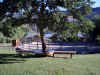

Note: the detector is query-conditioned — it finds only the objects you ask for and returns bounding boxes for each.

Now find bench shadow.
[0,54,26,64]
[19,55,48,58]
[0,53,47,64]
[52,56,69,59]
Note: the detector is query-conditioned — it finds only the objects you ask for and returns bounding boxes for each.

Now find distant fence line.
[0,43,100,49]
[0,43,100,54]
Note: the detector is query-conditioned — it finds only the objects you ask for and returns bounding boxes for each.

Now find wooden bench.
[53,51,76,58]
[16,47,76,58]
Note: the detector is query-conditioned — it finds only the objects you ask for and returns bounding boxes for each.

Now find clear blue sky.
[0,0,100,7]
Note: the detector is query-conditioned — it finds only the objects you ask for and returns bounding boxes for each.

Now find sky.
[0,0,100,8]
[92,0,100,7]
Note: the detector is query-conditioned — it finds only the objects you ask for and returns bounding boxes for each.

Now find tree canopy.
[0,0,94,35]
[0,0,95,55]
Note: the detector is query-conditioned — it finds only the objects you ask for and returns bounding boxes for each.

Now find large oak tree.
[0,0,94,55]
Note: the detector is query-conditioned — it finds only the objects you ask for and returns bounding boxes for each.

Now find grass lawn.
[0,47,100,75]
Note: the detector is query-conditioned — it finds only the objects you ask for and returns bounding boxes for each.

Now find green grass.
[0,47,100,75]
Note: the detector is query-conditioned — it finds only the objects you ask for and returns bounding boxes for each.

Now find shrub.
[0,32,5,43]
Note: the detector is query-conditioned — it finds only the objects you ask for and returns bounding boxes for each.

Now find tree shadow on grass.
[0,54,47,64]
[0,54,26,64]
[53,56,69,59]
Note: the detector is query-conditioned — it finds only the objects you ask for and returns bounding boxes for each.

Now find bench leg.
[53,53,55,57]
[70,54,72,58]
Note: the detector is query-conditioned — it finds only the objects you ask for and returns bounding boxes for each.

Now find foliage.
[12,24,32,39]
[96,35,100,41]
[93,15,100,32]
[0,23,30,43]
[0,0,94,53]
[0,19,15,37]
[90,14,100,41]
[0,32,5,43]
[0,32,12,43]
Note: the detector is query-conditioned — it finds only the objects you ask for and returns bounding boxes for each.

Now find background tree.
[90,15,100,41]
[0,0,94,55]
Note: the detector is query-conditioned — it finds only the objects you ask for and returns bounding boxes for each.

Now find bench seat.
[53,51,76,58]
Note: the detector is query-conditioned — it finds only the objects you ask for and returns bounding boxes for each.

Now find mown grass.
[0,47,100,75]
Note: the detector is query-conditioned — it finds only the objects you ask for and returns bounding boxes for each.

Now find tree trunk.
[40,29,47,56]
[39,0,47,56]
